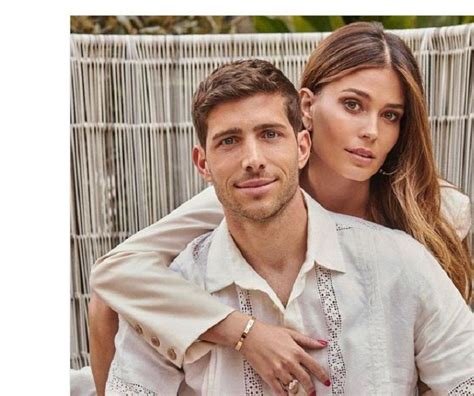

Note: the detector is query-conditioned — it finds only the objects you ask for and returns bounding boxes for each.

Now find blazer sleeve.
[413,248,474,395]
[90,186,233,368]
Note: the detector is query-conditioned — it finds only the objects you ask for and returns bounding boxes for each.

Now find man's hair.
[192,59,302,146]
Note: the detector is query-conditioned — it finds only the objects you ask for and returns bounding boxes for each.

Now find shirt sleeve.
[90,186,234,368]
[413,248,474,395]
[440,185,472,240]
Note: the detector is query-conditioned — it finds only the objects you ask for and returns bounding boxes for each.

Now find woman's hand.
[200,311,330,396]
[241,320,329,396]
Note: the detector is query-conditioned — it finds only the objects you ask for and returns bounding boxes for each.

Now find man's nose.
[241,139,266,172]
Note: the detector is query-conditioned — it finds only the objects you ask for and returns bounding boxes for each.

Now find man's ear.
[297,129,312,170]
[299,88,315,132]
[192,145,212,183]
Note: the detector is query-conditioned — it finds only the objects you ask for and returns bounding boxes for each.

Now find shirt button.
[134,324,143,335]
[167,348,177,360]
[151,336,161,348]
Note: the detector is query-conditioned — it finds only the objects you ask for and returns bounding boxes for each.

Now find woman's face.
[300,67,404,183]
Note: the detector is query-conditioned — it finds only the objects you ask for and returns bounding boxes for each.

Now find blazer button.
[167,348,177,360]
[134,324,143,335]
[151,336,161,348]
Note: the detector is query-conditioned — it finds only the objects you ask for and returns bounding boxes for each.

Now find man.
[103,60,473,395]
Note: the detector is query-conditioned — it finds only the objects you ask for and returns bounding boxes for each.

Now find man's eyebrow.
[253,123,287,131]
[211,128,242,142]
[211,123,288,142]
[341,88,404,109]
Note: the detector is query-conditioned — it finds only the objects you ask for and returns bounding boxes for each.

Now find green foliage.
[261,16,473,33]
[70,16,253,35]
[290,16,345,32]
[415,16,474,28]
[253,16,290,33]
[341,16,471,30]
[366,16,418,29]
[70,15,473,35]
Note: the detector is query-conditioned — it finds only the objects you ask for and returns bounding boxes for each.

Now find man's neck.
[224,190,308,306]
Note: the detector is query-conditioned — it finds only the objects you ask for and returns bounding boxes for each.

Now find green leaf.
[460,16,474,24]
[379,16,417,29]
[328,16,345,30]
[291,16,317,32]
[416,16,465,28]
[252,16,290,33]
[299,16,333,32]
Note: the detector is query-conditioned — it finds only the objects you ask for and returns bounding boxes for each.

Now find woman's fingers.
[289,329,328,350]
[240,321,329,393]
[287,361,316,395]
[267,377,287,396]
[299,350,331,388]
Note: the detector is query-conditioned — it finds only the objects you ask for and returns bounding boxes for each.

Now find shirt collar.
[206,189,347,294]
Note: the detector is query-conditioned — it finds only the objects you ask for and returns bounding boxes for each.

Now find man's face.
[193,93,310,222]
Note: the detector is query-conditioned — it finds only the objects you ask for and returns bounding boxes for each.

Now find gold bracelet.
[235,316,256,351]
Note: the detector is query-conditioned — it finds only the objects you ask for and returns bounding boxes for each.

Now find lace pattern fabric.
[106,363,157,395]
[237,287,265,396]
[448,377,474,396]
[316,266,346,395]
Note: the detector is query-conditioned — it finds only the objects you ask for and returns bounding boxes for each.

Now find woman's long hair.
[301,22,472,302]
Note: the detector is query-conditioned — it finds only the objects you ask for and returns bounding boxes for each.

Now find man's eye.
[221,137,235,145]
[264,130,278,139]
[344,100,361,111]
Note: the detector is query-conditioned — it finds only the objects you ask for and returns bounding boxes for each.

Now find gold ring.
[284,378,299,394]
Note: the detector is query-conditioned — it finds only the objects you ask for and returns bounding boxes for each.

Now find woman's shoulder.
[438,179,471,239]
[439,180,469,204]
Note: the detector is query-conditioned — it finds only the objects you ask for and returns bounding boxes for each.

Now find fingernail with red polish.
[317,339,328,346]
[324,379,331,387]
[310,391,316,396]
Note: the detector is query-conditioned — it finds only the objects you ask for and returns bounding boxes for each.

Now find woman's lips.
[345,148,375,165]
[345,147,375,158]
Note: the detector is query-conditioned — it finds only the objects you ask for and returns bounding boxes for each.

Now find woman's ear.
[192,145,212,183]
[299,88,315,132]
[297,129,312,170]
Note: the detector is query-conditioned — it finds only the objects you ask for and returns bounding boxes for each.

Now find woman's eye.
[344,100,361,111]
[384,112,399,122]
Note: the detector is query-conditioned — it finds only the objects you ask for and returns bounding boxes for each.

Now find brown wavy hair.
[301,22,472,302]
[192,59,302,146]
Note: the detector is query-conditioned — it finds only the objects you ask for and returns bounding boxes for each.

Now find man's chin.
[231,201,283,223]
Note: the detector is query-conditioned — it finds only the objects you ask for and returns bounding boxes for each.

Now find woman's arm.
[439,181,472,240]
[89,186,328,396]
[90,187,233,368]
[88,294,118,396]
[414,248,474,394]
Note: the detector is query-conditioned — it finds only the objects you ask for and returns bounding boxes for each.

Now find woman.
[89,22,472,395]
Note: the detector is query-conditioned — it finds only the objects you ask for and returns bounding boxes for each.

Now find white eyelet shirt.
[106,191,473,396]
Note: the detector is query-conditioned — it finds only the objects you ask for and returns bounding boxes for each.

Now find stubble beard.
[214,166,300,224]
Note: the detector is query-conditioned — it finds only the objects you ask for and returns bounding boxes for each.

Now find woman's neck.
[300,161,371,220]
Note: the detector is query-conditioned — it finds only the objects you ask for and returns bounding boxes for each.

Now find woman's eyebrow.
[341,88,370,99]
[341,88,404,109]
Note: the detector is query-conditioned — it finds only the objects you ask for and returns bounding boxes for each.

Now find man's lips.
[235,178,276,189]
